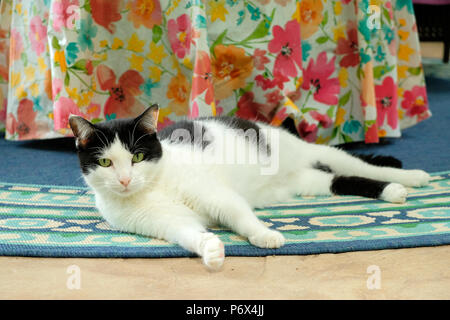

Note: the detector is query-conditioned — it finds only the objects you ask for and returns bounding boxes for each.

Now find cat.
[69,104,430,270]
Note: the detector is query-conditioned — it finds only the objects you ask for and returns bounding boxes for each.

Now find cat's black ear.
[69,115,95,148]
[135,104,159,133]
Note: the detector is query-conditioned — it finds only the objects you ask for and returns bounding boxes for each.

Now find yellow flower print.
[333,23,345,41]
[397,65,408,79]
[292,1,301,21]
[338,68,348,88]
[148,66,162,82]
[398,44,414,62]
[37,57,47,73]
[30,83,40,97]
[182,57,193,70]
[24,65,35,81]
[11,71,20,88]
[79,91,93,107]
[335,107,346,126]
[127,33,145,53]
[15,3,22,14]
[54,50,67,73]
[208,0,229,22]
[316,135,330,144]
[15,85,27,99]
[334,1,342,15]
[66,87,79,101]
[398,30,409,41]
[99,40,108,48]
[147,42,167,64]
[128,53,145,72]
[111,38,124,50]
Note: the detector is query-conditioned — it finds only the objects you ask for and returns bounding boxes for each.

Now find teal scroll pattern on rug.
[0,171,449,258]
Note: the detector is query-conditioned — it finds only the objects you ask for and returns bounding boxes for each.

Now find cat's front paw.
[200,233,225,271]
[249,229,285,249]
[381,183,407,203]
[400,170,430,187]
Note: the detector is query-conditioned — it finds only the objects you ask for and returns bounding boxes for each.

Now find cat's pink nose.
[119,177,131,187]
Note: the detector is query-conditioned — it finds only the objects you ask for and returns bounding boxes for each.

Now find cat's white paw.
[249,229,285,249]
[200,233,225,271]
[381,183,407,203]
[400,170,430,187]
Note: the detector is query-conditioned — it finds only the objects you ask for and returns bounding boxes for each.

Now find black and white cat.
[69,105,430,270]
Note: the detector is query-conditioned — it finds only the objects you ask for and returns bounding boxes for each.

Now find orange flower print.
[127,0,162,29]
[191,50,215,105]
[6,98,39,139]
[299,0,323,39]
[96,64,145,119]
[212,45,254,100]
[167,73,191,116]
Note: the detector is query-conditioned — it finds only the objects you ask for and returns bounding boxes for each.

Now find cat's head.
[69,104,162,197]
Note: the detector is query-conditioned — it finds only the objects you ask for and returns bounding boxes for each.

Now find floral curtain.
[0,0,431,144]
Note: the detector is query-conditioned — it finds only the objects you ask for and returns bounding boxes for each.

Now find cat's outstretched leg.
[199,188,285,249]
[295,168,408,203]
[121,204,225,271]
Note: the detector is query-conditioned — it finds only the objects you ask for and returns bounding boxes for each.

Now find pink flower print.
[54,97,83,130]
[252,48,270,71]
[301,51,340,105]
[168,14,192,59]
[310,110,332,128]
[335,21,359,68]
[375,76,398,129]
[297,119,318,142]
[268,20,302,78]
[29,16,47,56]
[53,0,80,32]
[401,85,428,117]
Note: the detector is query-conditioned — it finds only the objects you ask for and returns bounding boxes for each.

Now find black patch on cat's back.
[207,116,271,155]
[207,116,261,133]
[158,120,211,149]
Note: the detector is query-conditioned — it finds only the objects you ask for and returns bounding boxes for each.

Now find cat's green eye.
[98,158,112,167]
[132,153,145,163]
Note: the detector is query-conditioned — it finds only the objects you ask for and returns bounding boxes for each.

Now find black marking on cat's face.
[70,106,162,175]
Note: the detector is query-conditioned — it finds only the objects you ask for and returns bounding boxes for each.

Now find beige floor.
[1,245,449,299]
[1,42,449,300]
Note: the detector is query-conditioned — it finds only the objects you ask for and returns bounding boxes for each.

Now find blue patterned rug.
[0,171,449,258]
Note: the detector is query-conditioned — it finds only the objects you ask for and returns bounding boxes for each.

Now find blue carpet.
[1,171,449,258]
[0,76,449,187]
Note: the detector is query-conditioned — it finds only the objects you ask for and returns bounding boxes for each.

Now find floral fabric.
[0,0,431,144]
